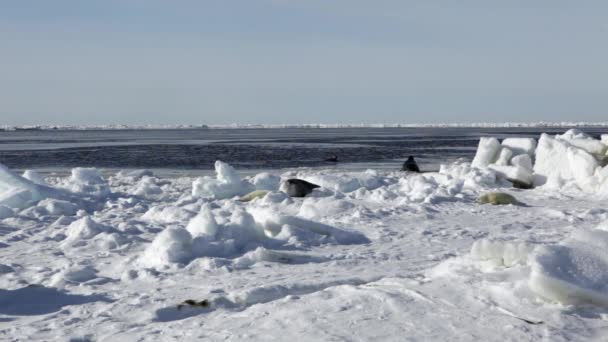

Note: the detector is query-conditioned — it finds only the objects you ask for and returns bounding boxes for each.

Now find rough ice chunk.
[63,168,110,196]
[510,154,533,171]
[501,138,537,157]
[494,147,513,166]
[0,163,59,209]
[472,137,501,168]
[250,173,281,191]
[556,129,608,160]
[22,170,46,185]
[192,161,254,199]
[533,133,599,187]
[0,205,13,220]
[488,165,533,187]
[470,239,531,268]
[529,229,608,307]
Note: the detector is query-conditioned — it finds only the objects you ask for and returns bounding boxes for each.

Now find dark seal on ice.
[325,154,338,162]
[283,179,320,197]
[402,156,421,172]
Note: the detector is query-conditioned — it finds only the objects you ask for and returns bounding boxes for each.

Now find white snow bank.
[192,161,254,199]
[529,228,608,307]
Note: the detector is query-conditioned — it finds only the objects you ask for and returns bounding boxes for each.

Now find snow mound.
[190,207,265,258]
[249,207,369,246]
[50,265,98,286]
[63,168,111,196]
[62,216,111,246]
[140,228,193,268]
[131,176,163,197]
[37,199,78,216]
[232,247,328,269]
[185,204,219,237]
[141,206,195,224]
[192,161,254,199]
[529,228,608,307]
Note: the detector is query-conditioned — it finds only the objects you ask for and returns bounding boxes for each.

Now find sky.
[1,0,607,125]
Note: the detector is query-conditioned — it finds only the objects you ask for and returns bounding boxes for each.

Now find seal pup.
[477,192,525,206]
[238,190,269,202]
[281,179,320,197]
[402,156,421,172]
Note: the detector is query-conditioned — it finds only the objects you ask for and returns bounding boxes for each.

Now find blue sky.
[1,1,607,125]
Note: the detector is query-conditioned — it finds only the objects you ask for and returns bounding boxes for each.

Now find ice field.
[1,129,608,340]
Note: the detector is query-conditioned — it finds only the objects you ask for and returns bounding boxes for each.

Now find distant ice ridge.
[3,121,608,130]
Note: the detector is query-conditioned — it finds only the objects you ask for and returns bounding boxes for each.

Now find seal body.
[402,156,421,172]
[478,192,519,205]
[325,155,338,162]
[282,179,320,197]
[238,190,269,202]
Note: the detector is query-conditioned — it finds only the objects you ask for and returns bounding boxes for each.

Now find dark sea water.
[0,127,606,171]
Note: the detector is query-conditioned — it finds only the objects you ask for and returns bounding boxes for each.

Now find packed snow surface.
[2,129,608,341]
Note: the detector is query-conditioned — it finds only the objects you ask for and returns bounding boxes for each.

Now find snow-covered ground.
[2,129,608,341]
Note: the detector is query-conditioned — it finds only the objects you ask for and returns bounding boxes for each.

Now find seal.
[402,156,421,172]
[238,190,269,202]
[325,154,338,162]
[477,192,523,206]
[281,179,320,197]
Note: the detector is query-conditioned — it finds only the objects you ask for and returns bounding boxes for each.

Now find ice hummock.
[192,161,256,199]
[529,228,608,307]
